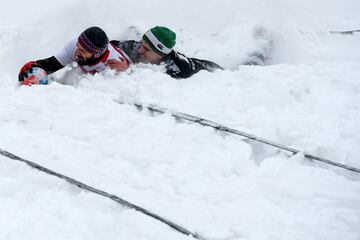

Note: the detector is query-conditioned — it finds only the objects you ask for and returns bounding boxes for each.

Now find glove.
[18,61,40,82]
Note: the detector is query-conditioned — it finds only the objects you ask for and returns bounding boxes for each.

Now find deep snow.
[1,0,360,239]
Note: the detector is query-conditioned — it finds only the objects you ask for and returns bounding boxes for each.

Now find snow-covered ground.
[1,0,360,239]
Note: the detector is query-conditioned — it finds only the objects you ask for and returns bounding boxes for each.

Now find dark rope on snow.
[129,102,360,175]
[330,29,360,35]
[0,148,205,240]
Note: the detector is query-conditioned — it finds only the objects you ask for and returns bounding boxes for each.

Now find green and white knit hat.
[143,26,176,55]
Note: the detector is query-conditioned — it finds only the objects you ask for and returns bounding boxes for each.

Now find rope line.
[131,102,360,174]
[0,148,204,240]
[330,29,360,35]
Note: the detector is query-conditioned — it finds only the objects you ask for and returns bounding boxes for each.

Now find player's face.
[75,42,94,65]
[138,40,163,64]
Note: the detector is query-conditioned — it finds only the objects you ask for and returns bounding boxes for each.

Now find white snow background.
[0,0,360,239]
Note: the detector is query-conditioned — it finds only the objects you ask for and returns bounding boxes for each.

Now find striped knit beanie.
[78,26,109,56]
[143,26,176,56]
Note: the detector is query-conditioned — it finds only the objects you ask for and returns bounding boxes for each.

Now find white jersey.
[54,39,131,74]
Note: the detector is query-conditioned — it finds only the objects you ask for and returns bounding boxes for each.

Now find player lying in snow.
[18,26,130,85]
[110,26,224,79]
[110,26,273,78]
[18,26,224,85]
